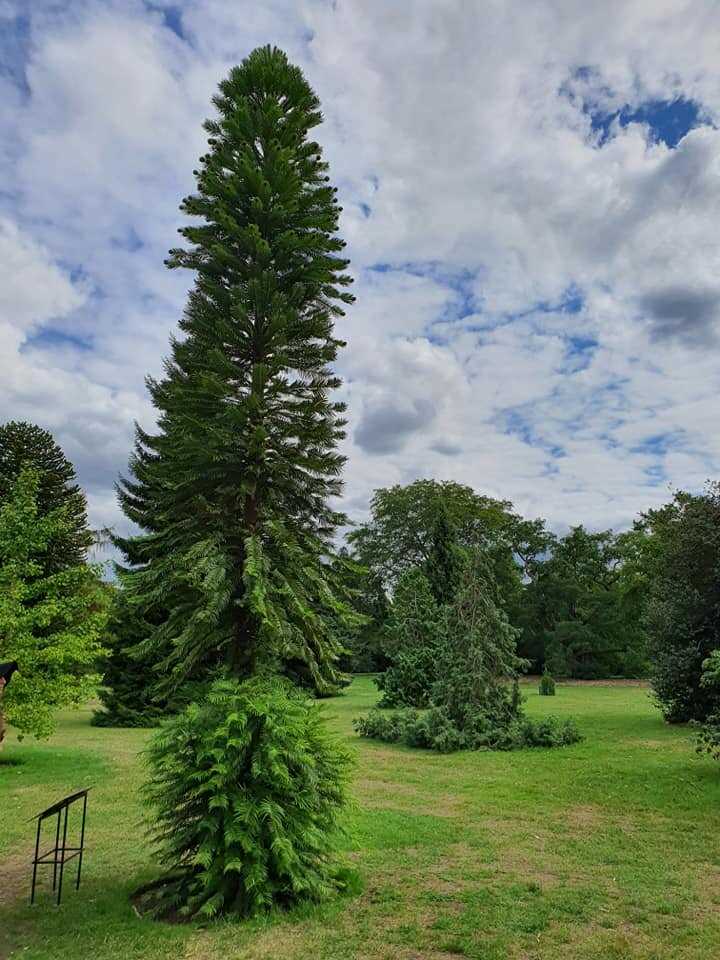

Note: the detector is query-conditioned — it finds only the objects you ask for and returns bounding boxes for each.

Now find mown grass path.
[1,677,719,959]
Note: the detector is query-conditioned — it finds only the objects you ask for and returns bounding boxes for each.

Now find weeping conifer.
[115,46,357,694]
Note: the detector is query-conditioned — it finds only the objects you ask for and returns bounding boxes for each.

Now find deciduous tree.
[0,470,107,742]
[642,485,720,722]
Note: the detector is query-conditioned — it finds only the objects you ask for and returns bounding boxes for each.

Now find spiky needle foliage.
[375,567,442,708]
[138,677,353,920]
[92,588,174,728]
[0,421,92,573]
[115,46,356,692]
[357,554,582,753]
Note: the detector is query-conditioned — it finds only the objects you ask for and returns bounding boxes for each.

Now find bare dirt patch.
[561,804,604,830]
[0,850,29,907]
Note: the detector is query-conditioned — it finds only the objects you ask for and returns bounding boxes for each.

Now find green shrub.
[377,645,440,708]
[92,591,172,728]
[539,670,556,696]
[137,676,354,920]
[515,715,581,747]
[354,707,581,753]
[696,714,720,761]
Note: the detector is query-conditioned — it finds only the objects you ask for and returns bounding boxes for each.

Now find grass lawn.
[2,676,720,960]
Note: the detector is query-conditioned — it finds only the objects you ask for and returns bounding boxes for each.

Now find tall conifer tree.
[116,46,356,695]
[0,421,92,572]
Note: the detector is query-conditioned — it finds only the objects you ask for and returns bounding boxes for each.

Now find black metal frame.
[30,789,90,906]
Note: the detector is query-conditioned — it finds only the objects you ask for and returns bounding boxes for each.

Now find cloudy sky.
[2,0,720,544]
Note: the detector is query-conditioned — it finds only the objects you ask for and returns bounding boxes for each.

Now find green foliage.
[357,553,582,753]
[695,651,720,760]
[347,479,553,674]
[539,669,556,696]
[115,46,357,695]
[349,481,648,682]
[375,568,441,708]
[348,479,530,593]
[319,550,385,677]
[112,46,360,919]
[354,707,581,753]
[92,588,180,728]
[432,553,527,729]
[519,525,648,678]
[642,484,720,722]
[138,676,353,920]
[695,722,720,761]
[0,421,93,573]
[424,505,465,606]
[354,707,467,753]
[0,470,108,739]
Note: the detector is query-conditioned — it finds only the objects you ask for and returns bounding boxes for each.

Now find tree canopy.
[0,469,108,741]
[518,525,647,678]
[0,421,92,572]
[641,484,720,722]
[348,479,530,589]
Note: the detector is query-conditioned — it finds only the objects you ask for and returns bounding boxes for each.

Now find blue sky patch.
[630,432,680,456]
[590,97,703,148]
[496,407,565,459]
[145,3,187,42]
[562,334,597,373]
[112,226,144,252]
[367,261,480,324]
[0,8,31,95]
[23,328,93,353]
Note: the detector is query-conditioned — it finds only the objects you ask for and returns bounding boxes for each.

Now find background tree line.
[343,478,649,682]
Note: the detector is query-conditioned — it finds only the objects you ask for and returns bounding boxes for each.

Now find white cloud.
[1,0,720,540]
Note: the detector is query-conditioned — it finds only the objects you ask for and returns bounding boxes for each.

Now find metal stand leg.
[52,811,61,891]
[30,817,41,905]
[76,793,87,890]
[56,805,69,906]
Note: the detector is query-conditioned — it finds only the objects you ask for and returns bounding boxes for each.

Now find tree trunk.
[225,491,261,678]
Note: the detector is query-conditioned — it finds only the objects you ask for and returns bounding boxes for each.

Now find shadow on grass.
[0,755,24,766]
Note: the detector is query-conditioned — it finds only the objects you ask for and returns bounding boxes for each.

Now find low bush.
[539,670,556,696]
[354,706,582,753]
[696,715,720,761]
[136,676,354,920]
